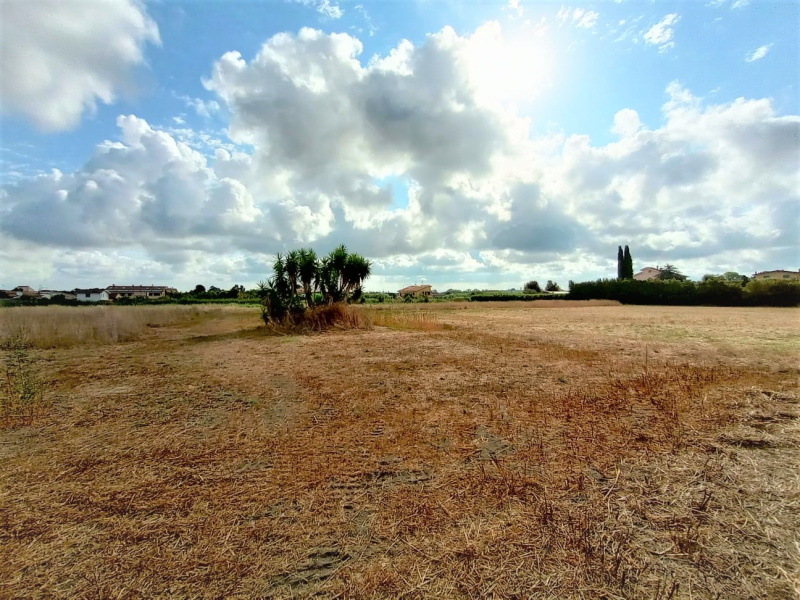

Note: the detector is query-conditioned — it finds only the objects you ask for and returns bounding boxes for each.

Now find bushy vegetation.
[471,293,562,302]
[568,278,800,306]
[524,280,542,293]
[257,245,372,328]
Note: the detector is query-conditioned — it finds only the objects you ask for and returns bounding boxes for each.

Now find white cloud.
[0,0,160,131]
[291,0,343,20]
[611,108,642,138]
[574,9,599,29]
[317,0,343,19]
[745,44,772,63]
[557,6,599,29]
[706,0,748,8]
[643,13,680,52]
[2,25,798,288]
[508,0,523,19]
[181,96,221,118]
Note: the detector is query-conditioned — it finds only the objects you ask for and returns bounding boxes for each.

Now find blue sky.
[1,0,798,291]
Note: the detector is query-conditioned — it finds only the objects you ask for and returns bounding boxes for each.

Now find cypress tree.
[623,245,633,279]
[617,246,624,280]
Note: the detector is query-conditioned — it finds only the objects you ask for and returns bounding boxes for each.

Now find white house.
[74,288,110,302]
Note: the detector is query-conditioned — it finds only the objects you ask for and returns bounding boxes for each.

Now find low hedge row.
[567,278,799,307]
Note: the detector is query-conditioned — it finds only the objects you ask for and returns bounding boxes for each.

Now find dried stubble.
[0,303,797,598]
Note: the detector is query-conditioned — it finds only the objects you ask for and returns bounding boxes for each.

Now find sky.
[0,0,798,292]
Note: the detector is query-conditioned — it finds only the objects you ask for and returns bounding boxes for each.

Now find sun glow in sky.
[0,0,797,292]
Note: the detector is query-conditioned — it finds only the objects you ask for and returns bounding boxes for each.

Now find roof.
[753,270,799,276]
[74,288,107,294]
[106,285,169,292]
[398,284,432,293]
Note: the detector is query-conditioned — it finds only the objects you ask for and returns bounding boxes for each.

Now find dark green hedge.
[470,293,562,302]
[567,278,799,307]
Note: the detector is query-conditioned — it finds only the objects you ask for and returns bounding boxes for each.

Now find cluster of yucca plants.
[257,245,372,326]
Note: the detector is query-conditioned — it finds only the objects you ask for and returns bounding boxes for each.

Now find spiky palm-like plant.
[342,253,372,299]
[298,248,318,308]
[285,250,300,304]
[260,245,372,325]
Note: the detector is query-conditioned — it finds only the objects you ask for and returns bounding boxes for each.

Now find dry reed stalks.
[0,305,221,348]
[366,307,447,331]
[265,304,371,334]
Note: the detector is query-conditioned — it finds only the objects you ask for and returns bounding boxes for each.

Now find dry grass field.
[1,303,798,598]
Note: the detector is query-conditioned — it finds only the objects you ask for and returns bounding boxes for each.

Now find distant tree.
[617,246,624,280]
[208,286,222,295]
[724,271,750,285]
[568,280,575,291]
[702,271,748,287]
[524,280,542,293]
[228,284,245,299]
[193,284,206,294]
[658,264,687,281]
[623,245,634,279]
[545,280,561,292]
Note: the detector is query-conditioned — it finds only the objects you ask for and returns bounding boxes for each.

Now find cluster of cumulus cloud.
[0,2,797,286]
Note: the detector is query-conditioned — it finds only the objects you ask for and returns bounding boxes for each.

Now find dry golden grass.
[0,305,228,348]
[266,303,371,334]
[0,304,797,598]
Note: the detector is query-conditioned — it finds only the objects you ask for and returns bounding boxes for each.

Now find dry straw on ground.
[0,303,797,598]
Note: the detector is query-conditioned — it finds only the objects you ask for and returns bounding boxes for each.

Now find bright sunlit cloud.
[464,22,555,107]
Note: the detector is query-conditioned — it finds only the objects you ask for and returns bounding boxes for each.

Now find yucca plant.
[298,248,319,308]
[260,245,372,326]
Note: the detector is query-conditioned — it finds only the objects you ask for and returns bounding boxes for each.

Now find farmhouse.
[106,285,174,299]
[74,288,110,302]
[11,285,39,298]
[398,284,433,298]
[752,270,800,281]
[634,267,663,281]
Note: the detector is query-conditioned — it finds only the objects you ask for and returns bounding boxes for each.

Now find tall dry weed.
[366,307,447,331]
[0,305,219,348]
[1,337,46,427]
[265,303,370,333]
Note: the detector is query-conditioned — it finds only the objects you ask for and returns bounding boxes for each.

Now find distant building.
[633,267,663,281]
[752,270,800,281]
[398,284,433,298]
[74,288,110,302]
[106,285,173,299]
[11,285,40,298]
[40,290,77,300]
